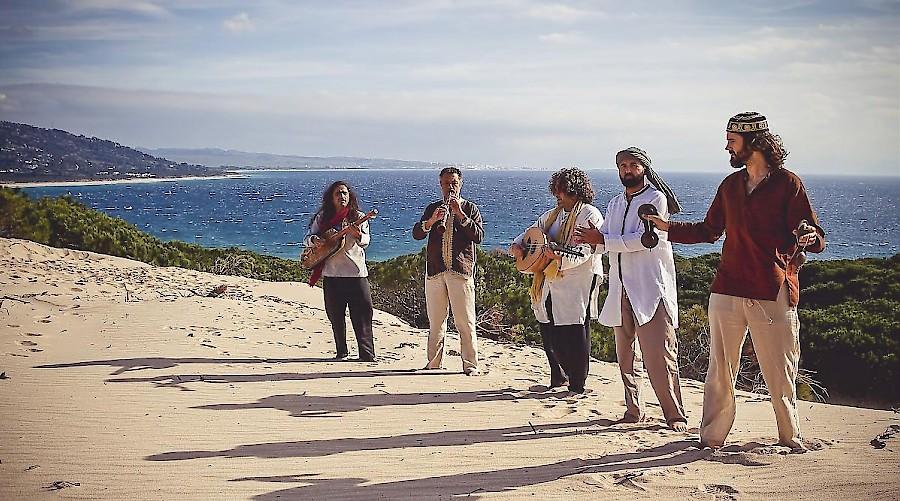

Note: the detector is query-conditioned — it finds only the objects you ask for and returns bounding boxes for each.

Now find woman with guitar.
[304,181,376,362]
[509,168,604,394]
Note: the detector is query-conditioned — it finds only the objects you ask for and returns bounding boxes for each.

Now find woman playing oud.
[304,181,376,362]
[509,168,604,393]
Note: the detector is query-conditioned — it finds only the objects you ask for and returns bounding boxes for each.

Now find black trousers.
[539,276,596,393]
[322,276,375,361]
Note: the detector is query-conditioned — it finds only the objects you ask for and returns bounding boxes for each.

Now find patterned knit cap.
[615,147,682,215]
[727,111,768,133]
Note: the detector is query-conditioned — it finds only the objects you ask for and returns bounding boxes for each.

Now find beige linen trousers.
[701,283,801,447]
[424,272,478,371]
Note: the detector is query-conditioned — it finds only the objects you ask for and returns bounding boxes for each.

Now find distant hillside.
[143,147,448,170]
[0,121,225,183]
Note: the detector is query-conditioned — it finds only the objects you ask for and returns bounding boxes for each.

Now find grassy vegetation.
[2,186,897,405]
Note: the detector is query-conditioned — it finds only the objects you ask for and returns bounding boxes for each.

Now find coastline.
[0,173,245,188]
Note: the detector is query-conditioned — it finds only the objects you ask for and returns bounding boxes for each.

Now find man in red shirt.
[645,112,825,450]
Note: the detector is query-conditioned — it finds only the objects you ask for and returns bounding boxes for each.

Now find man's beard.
[620,173,644,188]
[729,147,752,168]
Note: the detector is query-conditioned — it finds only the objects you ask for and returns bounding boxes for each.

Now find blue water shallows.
[20,170,899,261]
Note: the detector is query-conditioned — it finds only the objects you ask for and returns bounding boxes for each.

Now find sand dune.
[0,237,897,500]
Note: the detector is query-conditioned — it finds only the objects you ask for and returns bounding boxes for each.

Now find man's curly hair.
[549,167,594,203]
[741,131,790,169]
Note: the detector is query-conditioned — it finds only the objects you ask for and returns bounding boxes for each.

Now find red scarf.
[308,206,350,286]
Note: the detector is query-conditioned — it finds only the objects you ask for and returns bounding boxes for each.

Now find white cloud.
[526,4,592,23]
[538,31,584,44]
[204,58,354,80]
[223,12,254,33]
[3,79,896,174]
[1,3,897,174]
[706,34,826,60]
[408,63,486,80]
[65,0,171,18]
[26,21,175,41]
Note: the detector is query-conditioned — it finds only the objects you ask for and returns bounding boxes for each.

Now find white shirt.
[304,210,370,278]
[514,204,604,325]
[596,184,678,328]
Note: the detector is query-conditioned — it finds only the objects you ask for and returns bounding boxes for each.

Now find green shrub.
[0,187,309,283]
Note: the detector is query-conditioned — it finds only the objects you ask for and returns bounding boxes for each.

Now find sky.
[0,0,898,175]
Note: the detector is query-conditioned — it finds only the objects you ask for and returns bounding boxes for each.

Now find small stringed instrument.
[300,209,378,269]
[514,227,585,274]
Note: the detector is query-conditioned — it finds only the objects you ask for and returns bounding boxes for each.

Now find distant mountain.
[143,147,448,170]
[0,121,225,183]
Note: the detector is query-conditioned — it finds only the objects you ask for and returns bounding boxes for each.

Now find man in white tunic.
[510,168,604,394]
[576,147,687,430]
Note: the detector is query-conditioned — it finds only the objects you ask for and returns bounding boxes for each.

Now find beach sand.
[0,237,897,500]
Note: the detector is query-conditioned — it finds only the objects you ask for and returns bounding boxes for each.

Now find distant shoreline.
[0,173,246,188]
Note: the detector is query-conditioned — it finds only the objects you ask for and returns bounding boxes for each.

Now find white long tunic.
[514,204,604,325]
[596,184,678,328]
[304,211,370,278]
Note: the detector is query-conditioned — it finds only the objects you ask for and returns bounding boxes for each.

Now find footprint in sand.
[706,450,778,467]
[799,437,832,451]
[700,484,740,500]
[612,472,650,492]
[535,403,577,419]
[19,339,43,353]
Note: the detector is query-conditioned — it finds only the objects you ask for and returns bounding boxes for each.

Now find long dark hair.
[308,180,360,228]
[741,131,789,169]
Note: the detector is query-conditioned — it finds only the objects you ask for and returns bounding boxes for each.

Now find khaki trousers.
[701,283,801,447]
[615,296,687,424]
[424,272,478,371]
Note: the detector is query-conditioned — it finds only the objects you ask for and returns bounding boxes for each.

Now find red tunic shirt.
[668,167,825,306]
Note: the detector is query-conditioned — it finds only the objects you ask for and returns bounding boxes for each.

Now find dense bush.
[2,186,897,404]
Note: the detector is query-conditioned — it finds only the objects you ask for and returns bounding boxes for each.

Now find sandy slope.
[0,237,897,500]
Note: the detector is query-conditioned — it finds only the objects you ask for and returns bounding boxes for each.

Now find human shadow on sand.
[192,388,567,418]
[146,418,663,461]
[106,368,459,390]
[228,440,707,500]
[35,356,362,375]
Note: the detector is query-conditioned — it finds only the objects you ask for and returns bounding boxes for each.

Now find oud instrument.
[514,227,585,274]
[300,209,378,270]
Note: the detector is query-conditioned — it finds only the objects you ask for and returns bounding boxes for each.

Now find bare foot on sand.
[669,420,688,432]
[618,413,645,424]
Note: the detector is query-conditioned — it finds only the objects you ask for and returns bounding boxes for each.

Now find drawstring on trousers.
[746,299,775,325]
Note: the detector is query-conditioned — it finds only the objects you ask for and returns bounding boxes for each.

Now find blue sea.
[20,170,900,261]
